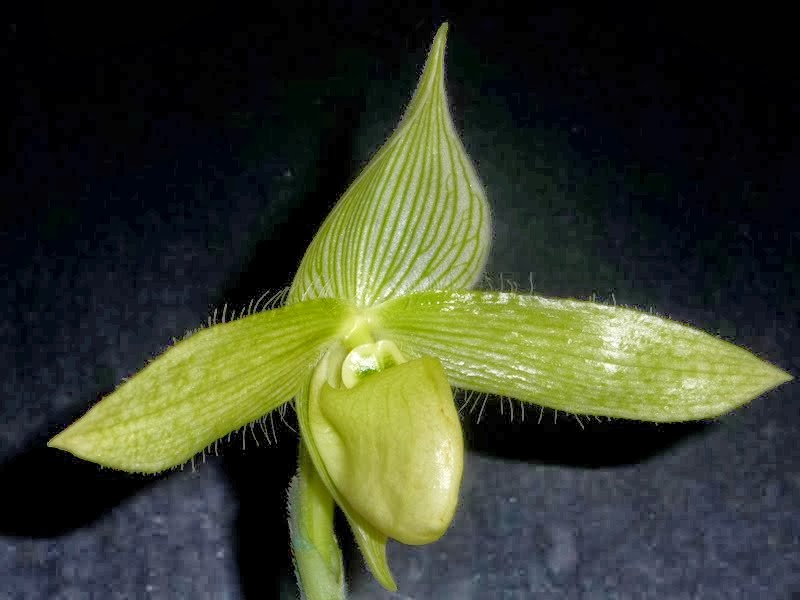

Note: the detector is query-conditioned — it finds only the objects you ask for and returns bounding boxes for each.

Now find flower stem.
[289,442,346,600]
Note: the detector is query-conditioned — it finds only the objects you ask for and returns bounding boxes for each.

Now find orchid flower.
[49,23,791,599]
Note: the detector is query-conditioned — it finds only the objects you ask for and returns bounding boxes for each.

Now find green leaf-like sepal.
[288,23,491,308]
[377,290,792,421]
[49,298,352,473]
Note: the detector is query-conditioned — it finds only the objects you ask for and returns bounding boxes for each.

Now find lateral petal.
[376,290,792,421]
[49,299,351,473]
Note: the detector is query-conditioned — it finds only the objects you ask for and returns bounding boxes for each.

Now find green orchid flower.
[49,23,791,599]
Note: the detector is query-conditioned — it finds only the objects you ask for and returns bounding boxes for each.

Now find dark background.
[2,7,797,599]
